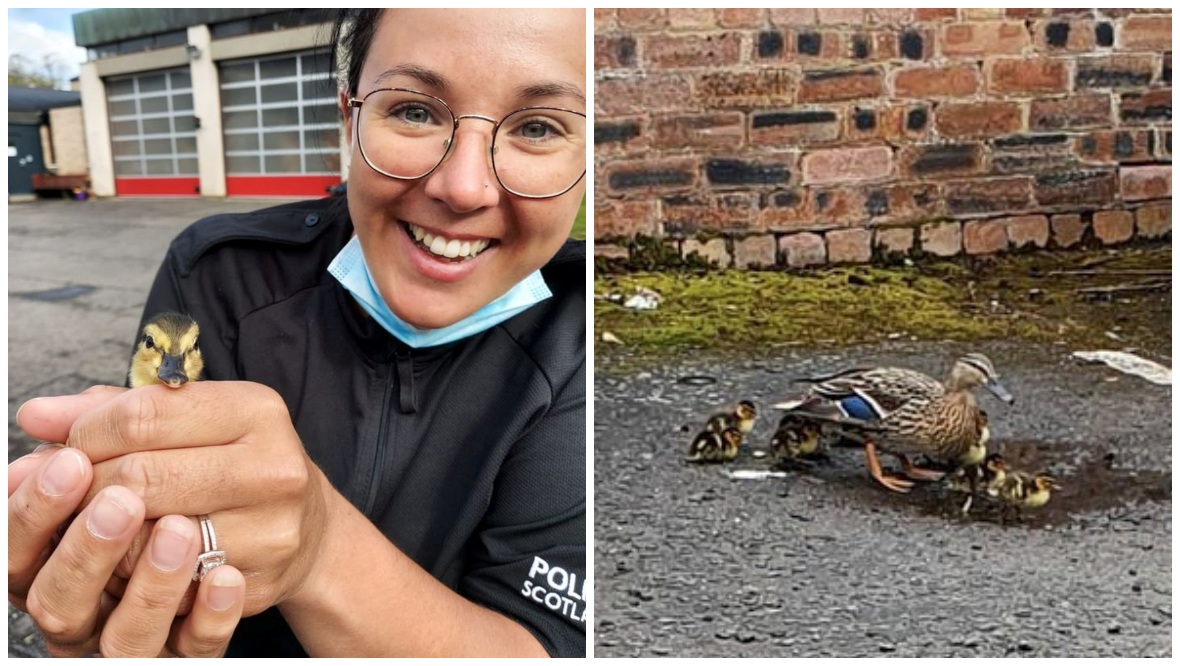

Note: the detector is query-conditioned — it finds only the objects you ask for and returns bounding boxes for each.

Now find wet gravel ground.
[594,341,1171,657]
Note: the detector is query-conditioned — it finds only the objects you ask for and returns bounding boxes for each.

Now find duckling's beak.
[157,354,189,388]
[986,379,1015,405]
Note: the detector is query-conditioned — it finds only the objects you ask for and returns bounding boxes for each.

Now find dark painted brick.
[798,31,822,55]
[1077,62,1152,88]
[854,109,876,130]
[1164,57,1172,84]
[1114,131,1135,157]
[1046,22,1070,48]
[1035,168,1118,205]
[618,36,637,67]
[900,30,923,60]
[994,134,1069,148]
[907,108,928,131]
[911,144,980,175]
[1095,22,1114,47]
[706,159,791,186]
[852,35,870,59]
[595,121,641,145]
[814,190,831,211]
[758,30,784,58]
[771,190,803,208]
[865,189,889,216]
[1120,91,1172,123]
[609,169,694,190]
[752,110,838,128]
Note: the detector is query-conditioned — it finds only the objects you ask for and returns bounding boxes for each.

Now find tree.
[8,53,68,89]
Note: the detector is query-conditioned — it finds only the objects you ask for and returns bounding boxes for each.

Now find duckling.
[128,312,205,388]
[769,414,823,461]
[686,427,743,463]
[993,472,1059,522]
[946,452,1007,514]
[707,400,757,435]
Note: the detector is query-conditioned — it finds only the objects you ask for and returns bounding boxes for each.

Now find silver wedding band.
[193,514,227,582]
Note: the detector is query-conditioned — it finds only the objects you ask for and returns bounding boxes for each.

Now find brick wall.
[594,8,1172,268]
[48,107,89,177]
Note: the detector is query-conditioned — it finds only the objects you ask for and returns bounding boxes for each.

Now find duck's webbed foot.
[899,454,947,481]
[865,441,914,493]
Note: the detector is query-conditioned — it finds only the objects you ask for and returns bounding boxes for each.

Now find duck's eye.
[144,335,155,350]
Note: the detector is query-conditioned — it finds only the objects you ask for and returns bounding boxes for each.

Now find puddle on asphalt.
[759,440,1169,529]
[13,285,96,301]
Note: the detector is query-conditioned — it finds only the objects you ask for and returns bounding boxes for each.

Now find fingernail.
[40,448,85,497]
[151,516,196,572]
[14,398,39,424]
[87,487,138,540]
[207,567,243,611]
[34,442,63,453]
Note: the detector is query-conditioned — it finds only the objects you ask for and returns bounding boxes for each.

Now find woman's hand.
[8,445,246,656]
[16,382,329,619]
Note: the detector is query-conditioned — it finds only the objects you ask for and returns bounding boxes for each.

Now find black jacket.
[139,196,586,656]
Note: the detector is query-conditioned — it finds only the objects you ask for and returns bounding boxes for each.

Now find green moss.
[595,244,1170,367]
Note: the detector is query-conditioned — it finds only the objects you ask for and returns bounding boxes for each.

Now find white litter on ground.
[726,469,789,480]
[1071,350,1171,386]
[623,287,663,310]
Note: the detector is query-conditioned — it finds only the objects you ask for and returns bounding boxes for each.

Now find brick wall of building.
[48,107,90,177]
[594,8,1172,268]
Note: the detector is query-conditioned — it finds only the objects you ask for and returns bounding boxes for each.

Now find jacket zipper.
[362,360,396,517]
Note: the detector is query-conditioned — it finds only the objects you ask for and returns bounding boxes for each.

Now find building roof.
[8,86,81,112]
[73,9,295,47]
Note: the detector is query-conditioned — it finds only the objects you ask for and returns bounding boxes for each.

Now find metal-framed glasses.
[347,88,586,199]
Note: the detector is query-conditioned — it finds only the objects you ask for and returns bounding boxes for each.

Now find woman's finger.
[167,565,246,657]
[98,515,200,657]
[65,382,290,463]
[15,386,128,445]
[8,444,62,497]
[24,486,145,652]
[8,447,94,603]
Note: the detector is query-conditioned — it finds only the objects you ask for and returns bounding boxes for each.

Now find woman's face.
[343,9,586,329]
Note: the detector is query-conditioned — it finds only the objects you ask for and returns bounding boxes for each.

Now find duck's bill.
[986,380,1015,405]
[157,354,189,387]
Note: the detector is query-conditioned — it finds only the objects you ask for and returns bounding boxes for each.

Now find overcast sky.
[7,8,90,88]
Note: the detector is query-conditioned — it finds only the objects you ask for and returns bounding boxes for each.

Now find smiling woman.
[9,8,588,658]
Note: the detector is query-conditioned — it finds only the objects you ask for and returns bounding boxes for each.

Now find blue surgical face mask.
[327,235,552,348]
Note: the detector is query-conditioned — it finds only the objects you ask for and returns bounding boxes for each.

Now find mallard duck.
[128,312,204,388]
[707,400,757,435]
[686,427,743,463]
[781,353,1013,493]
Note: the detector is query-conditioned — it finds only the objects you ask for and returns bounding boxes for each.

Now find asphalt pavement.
[594,341,1171,657]
[7,197,303,657]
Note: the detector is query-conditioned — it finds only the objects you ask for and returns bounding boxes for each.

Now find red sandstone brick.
[696,69,796,109]
[817,9,865,25]
[920,221,962,256]
[602,157,699,197]
[769,8,816,26]
[797,68,883,102]
[802,146,893,186]
[866,9,913,25]
[876,182,942,222]
[718,8,764,29]
[892,64,981,98]
[595,73,693,115]
[751,108,841,145]
[1006,9,1050,19]
[941,21,1031,56]
[826,228,873,263]
[875,227,915,254]
[1035,169,1119,206]
[915,9,958,22]
[942,177,1034,215]
[663,193,757,234]
[617,9,666,30]
[594,199,660,238]
[1121,15,1173,51]
[1093,210,1134,244]
[1050,214,1087,247]
[734,235,778,268]
[986,58,1070,95]
[651,113,745,151]
[1073,130,1155,164]
[1136,202,1172,238]
[594,9,617,31]
[644,32,743,69]
[964,220,1009,254]
[962,9,1005,20]
[935,101,1023,138]
[595,35,638,70]
[811,187,868,227]
[1029,94,1112,130]
[779,233,827,267]
[1004,215,1050,248]
[1120,165,1172,200]
[667,9,716,31]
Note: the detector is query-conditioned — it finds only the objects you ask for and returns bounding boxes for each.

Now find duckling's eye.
[192,340,200,353]
[144,335,155,350]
